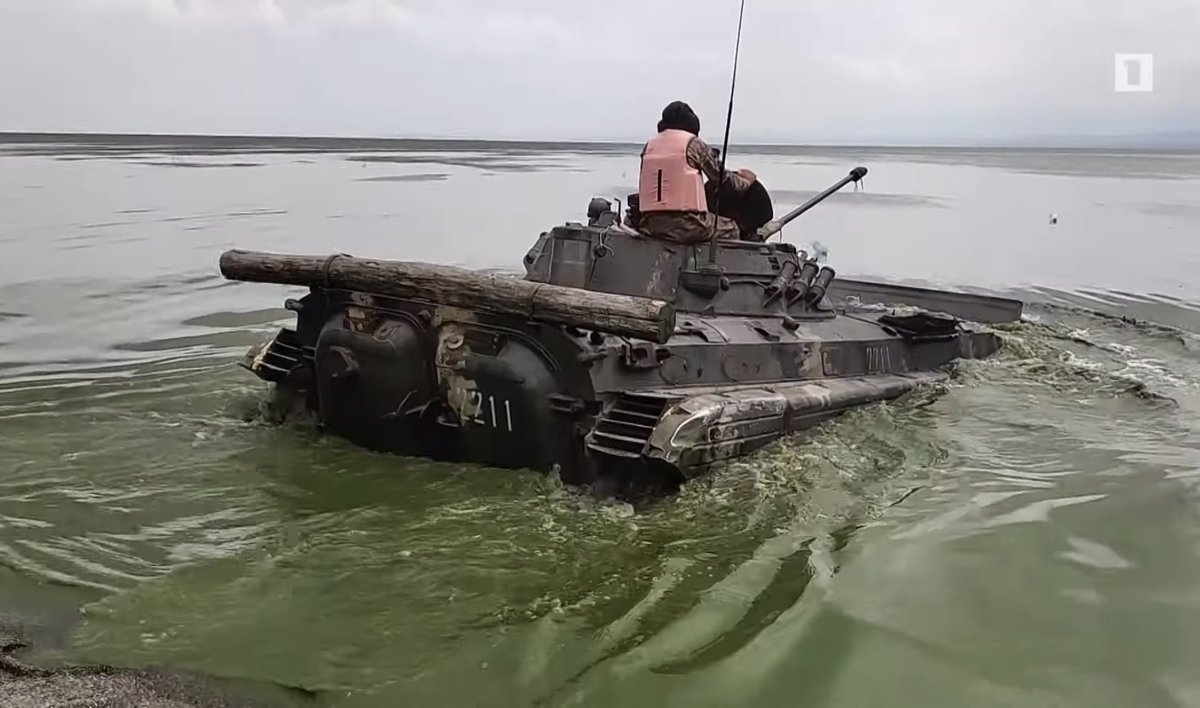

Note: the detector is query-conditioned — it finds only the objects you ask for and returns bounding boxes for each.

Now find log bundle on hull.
[218,249,676,343]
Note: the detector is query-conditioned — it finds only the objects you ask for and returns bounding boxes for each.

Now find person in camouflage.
[635,101,759,244]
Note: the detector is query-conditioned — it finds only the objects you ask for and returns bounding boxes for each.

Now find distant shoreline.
[1,130,1197,152]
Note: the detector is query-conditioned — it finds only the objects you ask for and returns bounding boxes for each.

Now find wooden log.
[219,249,676,343]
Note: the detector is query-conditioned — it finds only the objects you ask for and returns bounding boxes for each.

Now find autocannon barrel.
[757,166,868,239]
[218,249,677,343]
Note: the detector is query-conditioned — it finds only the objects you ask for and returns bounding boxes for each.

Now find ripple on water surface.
[7,139,1200,706]
[6,307,1194,706]
[4,284,1200,706]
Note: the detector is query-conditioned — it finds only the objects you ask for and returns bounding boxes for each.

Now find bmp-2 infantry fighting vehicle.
[221,167,1021,493]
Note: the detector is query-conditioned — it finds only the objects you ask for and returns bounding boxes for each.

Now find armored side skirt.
[586,373,947,478]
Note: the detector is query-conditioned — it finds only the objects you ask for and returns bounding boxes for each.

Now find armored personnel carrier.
[221,167,1021,493]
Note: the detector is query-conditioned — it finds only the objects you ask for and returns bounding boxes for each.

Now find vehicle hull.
[239,287,1000,489]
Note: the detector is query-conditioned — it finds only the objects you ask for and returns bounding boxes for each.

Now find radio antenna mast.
[705,0,748,264]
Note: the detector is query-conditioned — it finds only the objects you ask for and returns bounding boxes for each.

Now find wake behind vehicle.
[220,167,1021,494]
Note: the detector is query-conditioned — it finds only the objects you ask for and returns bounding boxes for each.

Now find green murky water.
[3,136,1200,706]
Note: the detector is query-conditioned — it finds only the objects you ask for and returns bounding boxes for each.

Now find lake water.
[3,134,1200,707]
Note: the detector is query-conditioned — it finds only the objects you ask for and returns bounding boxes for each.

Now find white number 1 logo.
[1114,53,1153,93]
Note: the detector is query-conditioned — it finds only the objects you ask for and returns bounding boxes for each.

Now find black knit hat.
[657,100,700,135]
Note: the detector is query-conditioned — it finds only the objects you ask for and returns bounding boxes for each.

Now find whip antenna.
[706,0,748,263]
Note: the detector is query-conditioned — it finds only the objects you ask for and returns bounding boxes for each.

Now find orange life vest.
[637,129,707,213]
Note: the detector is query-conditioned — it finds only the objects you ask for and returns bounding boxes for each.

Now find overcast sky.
[1,0,1197,142]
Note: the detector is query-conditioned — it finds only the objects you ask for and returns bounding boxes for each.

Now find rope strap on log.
[321,253,350,289]
[526,282,545,321]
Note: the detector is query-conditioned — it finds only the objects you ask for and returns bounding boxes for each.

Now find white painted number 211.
[452,387,514,431]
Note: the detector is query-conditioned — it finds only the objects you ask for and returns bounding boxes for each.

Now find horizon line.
[1,129,1197,151]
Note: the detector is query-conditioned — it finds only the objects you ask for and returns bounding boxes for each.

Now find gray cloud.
[0,0,1196,141]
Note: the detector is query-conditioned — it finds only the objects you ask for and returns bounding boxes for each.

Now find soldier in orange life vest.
[636,100,757,243]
